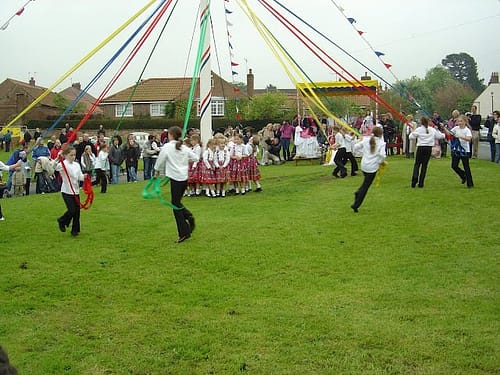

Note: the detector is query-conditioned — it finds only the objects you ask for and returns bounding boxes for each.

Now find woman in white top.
[155,126,199,243]
[409,116,445,188]
[55,146,86,236]
[443,115,474,188]
[351,126,386,212]
[94,143,110,193]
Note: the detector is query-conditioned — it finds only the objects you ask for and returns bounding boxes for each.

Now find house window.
[197,97,225,117]
[150,102,166,117]
[115,103,133,117]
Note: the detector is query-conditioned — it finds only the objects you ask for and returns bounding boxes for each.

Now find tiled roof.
[101,73,247,104]
[5,78,58,108]
[59,86,103,114]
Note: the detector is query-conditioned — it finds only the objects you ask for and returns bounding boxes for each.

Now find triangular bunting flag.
[384,63,392,69]
[227,20,233,27]
[225,9,233,14]
[231,62,239,66]
[357,30,364,36]
[228,41,233,49]
[16,7,25,16]
[231,71,238,76]
[374,51,385,57]
[233,87,241,93]
[347,17,356,24]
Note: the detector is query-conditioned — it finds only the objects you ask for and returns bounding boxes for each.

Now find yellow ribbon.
[4,0,157,130]
[375,161,387,187]
[237,0,359,136]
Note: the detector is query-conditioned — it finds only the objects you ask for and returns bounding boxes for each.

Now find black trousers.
[170,179,193,238]
[95,169,107,193]
[451,154,474,187]
[345,151,358,174]
[333,147,347,176]
[411,146,432,187]
[59,192,81,234]
[352,171,377,209]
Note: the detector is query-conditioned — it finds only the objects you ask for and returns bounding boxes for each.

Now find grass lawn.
[0,152,498,374]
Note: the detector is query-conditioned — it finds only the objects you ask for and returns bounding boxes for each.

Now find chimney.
[72,82,81,90]
[29,77,35,86]
[247,69,254,97]
[489,72,499,84]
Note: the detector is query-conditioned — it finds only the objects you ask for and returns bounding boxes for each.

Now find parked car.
[130,132,149,150]
[480,125,489,142]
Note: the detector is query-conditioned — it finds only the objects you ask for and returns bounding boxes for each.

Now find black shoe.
[187,215,195,232]
[175,234,191,243]
[341,173,347,179]
[255,187,262,192]
[71,231,79,236]
[350,204,358,213]
[57,219,66,233]
[351,172,357,176]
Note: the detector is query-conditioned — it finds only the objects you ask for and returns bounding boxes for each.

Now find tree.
[441,52,485,93]
[246,92,289,120]
[432,81,476,117]
[425,66,454,94]
[53,93,85,114]
[391,76,433,114]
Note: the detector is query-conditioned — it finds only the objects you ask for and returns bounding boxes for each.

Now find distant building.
[473,72,500,118]
[99,73,247,119]
[0,77,101,126]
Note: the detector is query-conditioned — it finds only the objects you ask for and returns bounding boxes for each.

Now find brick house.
[0,78,101,126]
[0,77,59,126]
[99,72,247,119]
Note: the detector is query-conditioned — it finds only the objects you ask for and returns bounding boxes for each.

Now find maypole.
[199,0,212,144]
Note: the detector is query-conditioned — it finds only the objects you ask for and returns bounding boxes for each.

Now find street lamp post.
[491,92,494,113]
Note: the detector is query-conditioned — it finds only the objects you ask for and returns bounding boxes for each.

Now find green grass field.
[0,152,498,374]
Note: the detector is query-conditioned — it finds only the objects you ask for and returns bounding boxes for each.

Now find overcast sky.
[0,0,498,98]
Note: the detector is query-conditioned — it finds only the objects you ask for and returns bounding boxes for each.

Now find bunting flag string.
[224,0,243,121]
[328,0,429,116]
[237,0,353,138]
[329,1,396,79]
[271,0,429,120]
[257,0,407,127]
[1,0,34,31]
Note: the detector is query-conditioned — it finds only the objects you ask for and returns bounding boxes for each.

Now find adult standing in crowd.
[154,126,199,243]
[22,128,32,146]
[492,112,500,163]
[279,120,294,161]
[108,137,123,184]
[403,114,417,158]
[75,133,96,165]
[409,116,445,188]
[484,111,499,162]
[350,126,386,213]
[3,130,12,153]
[468,105,482,159]
[123,134,140,182]
[32,137,50,194]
